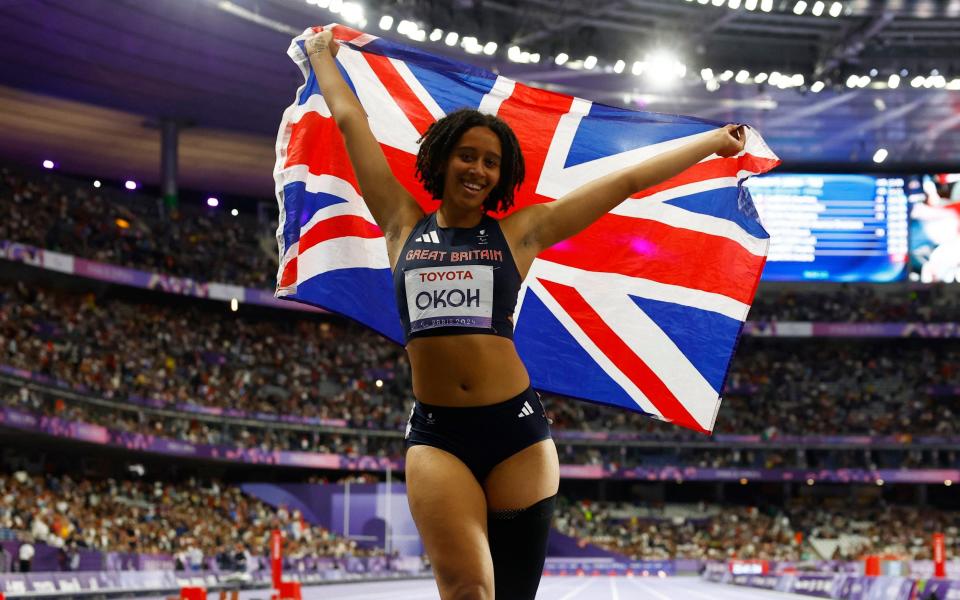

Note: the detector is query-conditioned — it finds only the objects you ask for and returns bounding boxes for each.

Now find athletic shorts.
[404,387,552,483]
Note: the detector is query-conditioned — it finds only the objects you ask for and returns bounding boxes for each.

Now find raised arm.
[304,30,424,258]
[502,125,745,275]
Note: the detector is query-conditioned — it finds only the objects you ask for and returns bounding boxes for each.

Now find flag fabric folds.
[274,24,779,434]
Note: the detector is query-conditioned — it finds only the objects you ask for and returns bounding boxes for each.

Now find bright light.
[483,41,497,55]
[613,59,625,73]
[728,0,742,8]
[701,68,714,80]
[888,74,900,88]
[124,180,137,190]
[768,71,782,86]
[872,148,887,163]
[810,80,825,92]
[207,197,219,207]
[555,52,569,66]
[529,53,540,63]
[931,75,946,88]
[911,75,924,87]
[631,60,644,75]
[328,0,342,13]
[396,20,414,35]
[445,31,458,46]
[316,0,329,6]
[706,80,720,91]
[846,74,859,88]
[739,478,748,485]
[735,69,750,83]
[230,298,239,312]
[745,0,758,9]
[93,180,101,188]
[793,0,807,14]
[876,479,884,486]
[812,0,824,14]
[645,51,685,85]
[42,159,54,169]
[375,379,384,388]
[429,28,443,42]
[946,480,953,486]
[508,46,521,61]
[947,79,960,90]
[829,1,842,15]
[754,72,768,83]
[761,0,773,11]
[711,0,724,6]
[859,75,871,87]
[806,478,815,485]
[231,208,239,216]
[115,218,130,229]
[378,15,393,30]
[340,2,363,25]
[792,74,805,86]
[410,29,426,42]
[583,55,597,70]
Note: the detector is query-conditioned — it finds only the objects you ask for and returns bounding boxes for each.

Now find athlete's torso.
[393,212,530,406]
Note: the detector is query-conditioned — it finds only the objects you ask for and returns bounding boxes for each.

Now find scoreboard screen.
[745,174,909,282]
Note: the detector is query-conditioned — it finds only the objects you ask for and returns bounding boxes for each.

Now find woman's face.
[441,126,502,211]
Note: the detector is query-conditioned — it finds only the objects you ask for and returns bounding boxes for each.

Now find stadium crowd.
[0,469,381,573]
[1,279,958,451]
[555,498,960,561]
[3,162,960,323]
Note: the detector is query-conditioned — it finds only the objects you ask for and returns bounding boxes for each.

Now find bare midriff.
[406,334,531,407]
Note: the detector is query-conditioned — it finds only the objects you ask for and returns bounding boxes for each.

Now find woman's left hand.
[714,124,746,157]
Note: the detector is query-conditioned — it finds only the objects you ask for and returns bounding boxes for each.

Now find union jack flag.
[274,25,779,434]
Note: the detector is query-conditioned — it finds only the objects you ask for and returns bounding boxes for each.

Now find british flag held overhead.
[274,24,780,434]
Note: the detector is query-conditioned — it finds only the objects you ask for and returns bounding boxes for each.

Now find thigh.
[483,439,560,511]
[405,444,493,597]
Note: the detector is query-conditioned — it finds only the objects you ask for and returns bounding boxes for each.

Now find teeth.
[463,182,483,192]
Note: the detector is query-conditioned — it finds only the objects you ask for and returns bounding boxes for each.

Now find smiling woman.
[303,26,743,600]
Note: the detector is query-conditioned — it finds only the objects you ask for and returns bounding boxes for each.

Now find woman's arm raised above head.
[304,30,424,253]
[502,125,746,273]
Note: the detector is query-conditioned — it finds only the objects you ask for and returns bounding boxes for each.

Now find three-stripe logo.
[416,231,440,244]
[517,401,534,418]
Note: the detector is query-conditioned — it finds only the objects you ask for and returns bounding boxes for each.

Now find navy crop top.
[393,212,522,343]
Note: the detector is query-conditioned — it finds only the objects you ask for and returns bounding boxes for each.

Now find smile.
[462,181,484,193]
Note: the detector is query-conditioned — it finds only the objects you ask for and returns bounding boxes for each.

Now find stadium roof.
[0,0,958,196]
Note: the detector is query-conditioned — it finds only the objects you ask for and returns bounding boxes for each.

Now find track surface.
[213,577,809,600]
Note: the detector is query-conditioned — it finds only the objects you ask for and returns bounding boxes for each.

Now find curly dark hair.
[414,109,526,213]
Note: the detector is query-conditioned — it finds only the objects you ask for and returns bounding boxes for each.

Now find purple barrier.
[785,573,847,597]
[542,558,676,576]
[864,576,915,600]
[546,531,628,560]
[917,579,960,599]
[743,321,960,338]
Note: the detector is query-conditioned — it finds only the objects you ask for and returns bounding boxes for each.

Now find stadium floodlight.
[810,80,825,92]
[706,79,720,91]
[328,0,342,13]
[744,0,758,9]
[697,0,709,5]
[846,74,859,88]
[230,298,239,312]
[445,31,458,46]
[124,180,137,190]
[869,68,878,77]
[858,75,870,87]
[768,71,782,85]
[645,51,685,85]
[555,52,569,66]
[584,55,597,70]
[872,148,887,163]
[947,480,954,486]
[754,72,768,83]
[378,15,393,30]
[829,1,842,15]
[760,0,773,11]
[396,20,414,35]
[42,159,54,169]
[93,180,101,188]
[375,379,384,388]
[316,0,330,7]
[508,46,521,61]
[614,60,625,74]
[340,2,363,24]
[735,69,750,83]
[410,29,427,42]
[483,41,497,55]
[711,0,724,6]
[947,79,960,90]
[719,69,734,81]
[888,74,900,88]
[231,208,239,216]
[529,53,540,63]
[631,60,644,75]
[812,0,824,14]
[911,75,924,87]
[429,28,443,42]
[700,68,714,81]
[728,0,741,8]
[207,197,219,207]
[793,1,807,14]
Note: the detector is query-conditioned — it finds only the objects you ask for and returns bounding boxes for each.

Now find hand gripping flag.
[274,25,779,434]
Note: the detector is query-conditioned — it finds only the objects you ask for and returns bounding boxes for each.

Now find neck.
[436,203,483,228]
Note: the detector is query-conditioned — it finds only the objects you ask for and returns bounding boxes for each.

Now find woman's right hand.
[305,28,339,58]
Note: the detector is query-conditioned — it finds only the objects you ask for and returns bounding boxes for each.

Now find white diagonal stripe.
[336,45,422,154]
[528,259,751,321]
[390,57,446,120]
[524,278,661,418]
[478,76,516,115]
[430,230,440,243]
[580,284,721,431]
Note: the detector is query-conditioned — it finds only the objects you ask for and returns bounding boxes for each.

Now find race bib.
[405,265,494,333]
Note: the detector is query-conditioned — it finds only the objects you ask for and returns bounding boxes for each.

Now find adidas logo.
[517,400,534,418]
[416,231,440,244]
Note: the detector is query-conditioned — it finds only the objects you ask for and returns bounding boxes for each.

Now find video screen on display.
[745,174,909,282]
[908,174,960,283]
